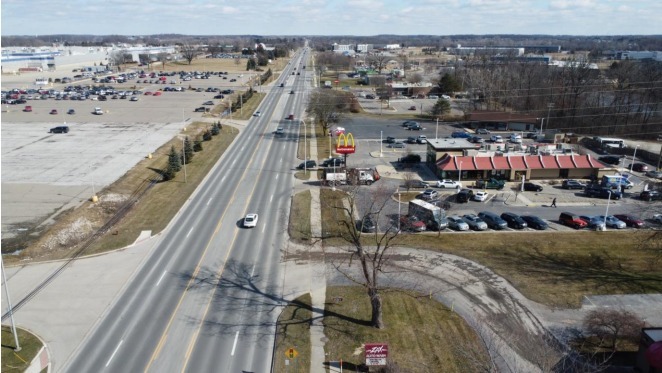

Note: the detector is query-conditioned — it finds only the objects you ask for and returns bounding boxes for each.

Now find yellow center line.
[144,105,287,372]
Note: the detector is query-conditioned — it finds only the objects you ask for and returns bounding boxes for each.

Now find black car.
[640,190,662,201]
[456,189,474,203]
[500,212,528,229]
[358,215,377,233]
[321,158,344,167]
[297,160,316,169]
[521,215,548,230]
[194,107,207,112]
[385,136,396,144]
[523,182,543,192]
[49,126,69,134]
[598,155,622,165]
[478,211,507,230]
[585,186,622,200]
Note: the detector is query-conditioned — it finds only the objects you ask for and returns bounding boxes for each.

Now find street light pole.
[182,137,187,183]
[604,190,612,231]
[303,120,307,173]
[1,255,21,351]
[458,161,463,184]
[436,118,439,140]
[380,130,383,157]
[398,192,402,231]
[543,103,554,135]
[629,145,640,174]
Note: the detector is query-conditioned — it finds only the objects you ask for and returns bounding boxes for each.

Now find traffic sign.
[286,347,299,359]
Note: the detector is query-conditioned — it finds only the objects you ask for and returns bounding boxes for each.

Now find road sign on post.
[286,347,299,359]
[365,343,388,366]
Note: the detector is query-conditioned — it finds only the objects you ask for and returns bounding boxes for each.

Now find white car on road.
[243,213,258,228]
[436,179,462,189]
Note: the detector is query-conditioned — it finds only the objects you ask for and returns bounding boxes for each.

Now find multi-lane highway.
[62,48,312,373]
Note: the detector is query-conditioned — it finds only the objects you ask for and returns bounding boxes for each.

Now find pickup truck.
[475,178,505,190]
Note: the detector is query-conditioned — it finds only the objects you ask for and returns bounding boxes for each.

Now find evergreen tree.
[430,98,451,118]
[211,123,220,135]
[164,145,181,180]
[203,129,212,141]
[183,136,194,163]
[193,139,203,152]
[438,73,462,94]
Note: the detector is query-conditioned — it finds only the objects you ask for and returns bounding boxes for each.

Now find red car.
[153,91,162,96]
[49,109,58,115]
[613,214,645,228]
[24,106,32,112]
[144,91,152,95]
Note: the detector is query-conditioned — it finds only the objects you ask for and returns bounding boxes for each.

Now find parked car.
[409,180,430,189]
[408,105,416,110]
[49,109,58,115]
[598,155,622,165]
[451,131,471,139]
[23,105,32,112]
[476,128,490,134]
[447,216,469,231]
[469,136,484,144]
[420,189,439,201]
[321,158,344,167]
[473,191,489,202]
[562,179,586,190]
[389,142,406,149]
[478,211,508,230]
[297,160,316,169]
[462,214,488,231]
[645,170,662,180]
[521,215,549,230]
[654,214,662,224]
[130,96,139,101]
[579,215,606,230]
[559,212,588,229]
[523,182,543,192]
[640,190,662,201]
[359,214,377,233]
[194,107,207,112]
[406,136,417,144]
[631,163,649,172]
[613,214,645,228]
[584,185,622,200]
[203,100,214,105]
[67,109,75,114]
[456,189,474,203]
[243,213,258,228]
[49,126,69,134]
[500,212,528,229]
[385,136,396,144]
[416,135,428,144]
[490,135,504,143]
[596,215,627,229]
[402,121,418,127]
[400,215,426,232]
[406,123,423,130]
[436,179,462,189]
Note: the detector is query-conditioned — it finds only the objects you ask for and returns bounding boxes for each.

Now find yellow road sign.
[286,348,299,359]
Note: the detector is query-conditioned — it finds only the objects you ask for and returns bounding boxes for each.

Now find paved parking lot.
[1,72,256,238]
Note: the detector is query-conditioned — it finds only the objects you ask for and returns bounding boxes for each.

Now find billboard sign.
[336,133,356,154]
[365,343,388,366]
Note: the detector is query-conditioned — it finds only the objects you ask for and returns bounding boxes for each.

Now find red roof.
[556,155,575,168]
[540,155,559,169]
[436,154,456,170]
[492,156,510,169]
[456,156,476,170]
[509,156,526,169]
[525,156,544,169]
[474,157,494,170]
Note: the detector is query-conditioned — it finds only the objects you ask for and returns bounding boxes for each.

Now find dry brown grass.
[273,293,312,373]
[289,191,312,243]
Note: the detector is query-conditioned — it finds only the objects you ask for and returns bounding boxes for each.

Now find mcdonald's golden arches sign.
[336,133,356,154]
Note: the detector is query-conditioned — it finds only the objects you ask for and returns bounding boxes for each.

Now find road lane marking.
[232,159,236,166]
[207,198,213,206]
[106,339,123,367]
[275,174,279,180]
[221,175,226,182]
[231,331,239,356]
[155,271,166,287]
[270,194,273,203]
[186,227,193,238]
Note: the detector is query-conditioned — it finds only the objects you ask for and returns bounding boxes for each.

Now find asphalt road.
[61,49,311,373]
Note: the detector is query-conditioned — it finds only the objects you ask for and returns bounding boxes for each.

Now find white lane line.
[207,197,213,206]
[251,264,256,277]
[232,159,237,166]
[105,339,124,367]
[241,145,245,151]
[186,227,194,238]
[231,331,239,356]
[221,175,226,182]
[156,271,167,287]
[270,194,273,203]
[275,174,279,180]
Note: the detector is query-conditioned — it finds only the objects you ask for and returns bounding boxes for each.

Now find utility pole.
[1,255,21,351]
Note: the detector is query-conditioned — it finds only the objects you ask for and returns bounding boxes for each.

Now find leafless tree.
[583,308,644,352]
[321,186,403,329]
[179,42,199,65]
[108,49,128,71]
[157,53,169,69]
[399,54,410,71]
[407,72,423,84]
[402,172,417,191]
[307,90,352,135]
[367,54,390,74]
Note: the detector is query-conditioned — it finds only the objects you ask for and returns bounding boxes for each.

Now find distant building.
[449,44,524,57]
[467,111,539,132]
[615,50,662,61]
[332,44,354,53]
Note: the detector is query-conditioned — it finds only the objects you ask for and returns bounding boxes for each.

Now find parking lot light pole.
[398,192,402,231]
[436,118,439,140]
[629,145,640,174]
[604,190,612,231]
[303,119,307,173]
[380,131,383,157]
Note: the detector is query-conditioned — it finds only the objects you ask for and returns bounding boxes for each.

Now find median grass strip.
[273,293,312,373]
[322,286,487,372]
[1,326,43,373]
[289,191,312,243]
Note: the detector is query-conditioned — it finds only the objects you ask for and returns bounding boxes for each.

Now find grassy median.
[273,293,312,373]
[1,326,43,373]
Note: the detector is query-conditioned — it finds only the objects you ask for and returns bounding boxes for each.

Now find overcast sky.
[2,0,661,36]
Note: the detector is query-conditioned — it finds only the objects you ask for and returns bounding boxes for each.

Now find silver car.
[595,215,626,229]
[447,215,469,231]
[462,214,488,231]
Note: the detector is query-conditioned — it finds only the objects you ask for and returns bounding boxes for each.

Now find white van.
[93,107,103,115]
[509,133,522,144]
